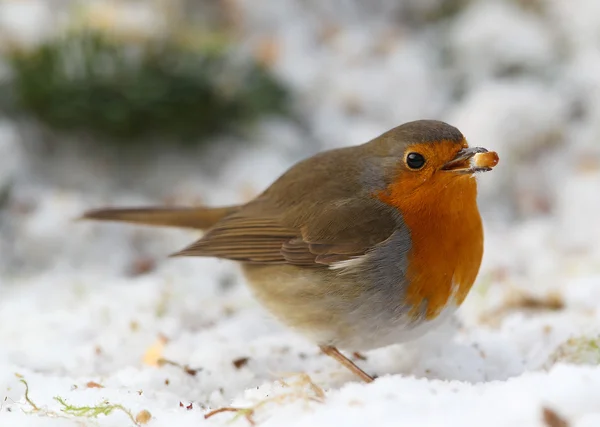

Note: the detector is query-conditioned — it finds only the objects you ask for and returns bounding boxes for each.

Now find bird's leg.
[319,345,374,383]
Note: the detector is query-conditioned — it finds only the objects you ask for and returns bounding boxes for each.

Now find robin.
[82,119,499,383]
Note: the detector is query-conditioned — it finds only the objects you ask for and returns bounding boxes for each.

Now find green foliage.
[55,396,139,425]
[17,377,40,412]
[546,335,600,367]
[2,31,290,145]
[15,374,143,426]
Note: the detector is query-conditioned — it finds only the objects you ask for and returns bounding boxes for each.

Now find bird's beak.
[442,147,492,174]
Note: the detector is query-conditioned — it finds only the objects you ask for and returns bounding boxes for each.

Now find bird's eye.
[406,152,425,169]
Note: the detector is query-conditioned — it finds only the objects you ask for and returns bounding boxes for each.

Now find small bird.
[82,120,499,382]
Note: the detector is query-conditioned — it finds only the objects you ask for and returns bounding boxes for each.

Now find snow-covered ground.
[1,0,600,426]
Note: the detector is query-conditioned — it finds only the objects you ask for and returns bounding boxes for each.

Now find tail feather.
[80,205,239,230]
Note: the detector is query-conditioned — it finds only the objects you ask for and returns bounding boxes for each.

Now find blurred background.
[0,0,600,403]
[0,0,599,294]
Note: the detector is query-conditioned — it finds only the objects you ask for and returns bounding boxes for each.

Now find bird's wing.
[172,195,400,266]
[173,144,402,266]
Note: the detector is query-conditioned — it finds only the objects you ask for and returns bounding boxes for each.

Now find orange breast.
[378,173,484,320]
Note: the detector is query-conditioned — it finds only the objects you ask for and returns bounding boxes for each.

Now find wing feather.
[172,146,402,266]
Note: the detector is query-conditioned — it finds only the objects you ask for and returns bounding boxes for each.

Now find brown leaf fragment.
[85,381,104,389]
[232,357,250,369]
[542,406,569,427]
[352,352,367,361]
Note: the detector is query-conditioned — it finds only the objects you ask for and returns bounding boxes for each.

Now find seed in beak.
[442,147,489,171]
[473,151,499,169]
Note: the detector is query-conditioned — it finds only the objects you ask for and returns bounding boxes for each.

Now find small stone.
[135,409,152,424]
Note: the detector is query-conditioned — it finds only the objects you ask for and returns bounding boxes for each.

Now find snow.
[0,0,53,47]
[449,1,556,85]
[2,0,600,426]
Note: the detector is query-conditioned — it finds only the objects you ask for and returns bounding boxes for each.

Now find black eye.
[406,152,425,169]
